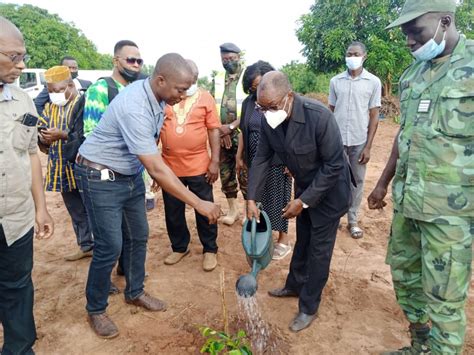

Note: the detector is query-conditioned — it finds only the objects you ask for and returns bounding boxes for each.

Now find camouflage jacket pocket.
[422,179,474,218]
[434,87,474,138]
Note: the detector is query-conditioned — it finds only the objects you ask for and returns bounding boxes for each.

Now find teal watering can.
[236,208,273,297]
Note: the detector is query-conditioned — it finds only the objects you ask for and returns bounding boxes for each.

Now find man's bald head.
[0,16,27,84]
[257,71,292,104]
[150,53,194,105]
[186,59,199,79]
[153,53,192,81]
[0,17,23,44]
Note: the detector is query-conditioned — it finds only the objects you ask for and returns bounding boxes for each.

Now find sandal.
[348,225,363,239]
[273,243,292,260]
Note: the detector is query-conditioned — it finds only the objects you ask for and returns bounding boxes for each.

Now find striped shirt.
[38,96,80,192]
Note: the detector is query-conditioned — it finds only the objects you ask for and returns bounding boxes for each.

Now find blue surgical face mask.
[411,20,446,62]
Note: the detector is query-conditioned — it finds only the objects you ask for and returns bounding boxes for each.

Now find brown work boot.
[64,249,93,261]
[88,313,119,339]
[125,292,167,312]
[164,249,190,265]
[203,252,217,271]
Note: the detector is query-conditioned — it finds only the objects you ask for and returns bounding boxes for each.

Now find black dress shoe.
[289,312,316,332]
[268,287,298,298]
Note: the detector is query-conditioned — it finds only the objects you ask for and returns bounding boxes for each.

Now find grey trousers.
[344,144,367,225]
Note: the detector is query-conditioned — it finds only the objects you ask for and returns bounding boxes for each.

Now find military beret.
[44,65,71,83]
[386,0,457,29]
[219,42,241,54]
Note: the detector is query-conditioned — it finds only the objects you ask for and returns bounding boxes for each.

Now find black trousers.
[285,210,339,315]
[0,226,36,355]
[162,175,218,253]
[61,189,93,251]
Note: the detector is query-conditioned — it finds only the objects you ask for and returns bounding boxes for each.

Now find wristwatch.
[229,124,236,131]
[302,201,309,209]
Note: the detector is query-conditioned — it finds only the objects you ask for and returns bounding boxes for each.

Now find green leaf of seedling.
[241,346,253,355]
[237,330,246,339]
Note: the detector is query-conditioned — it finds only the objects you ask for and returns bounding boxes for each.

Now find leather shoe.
[164,249,190,265]
[88,313,119,339]
[268,287,298,298]
[64,249,93,261]
[203,252,217,271]
[289,312,317,332]
[125,292,167,312]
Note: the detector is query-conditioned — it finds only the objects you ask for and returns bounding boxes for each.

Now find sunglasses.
[0,51,30,64]
[120,57,143,65]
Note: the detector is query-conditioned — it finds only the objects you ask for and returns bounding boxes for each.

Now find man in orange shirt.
[161,60,221,271]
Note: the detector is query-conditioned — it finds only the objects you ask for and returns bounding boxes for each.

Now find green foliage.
[198,76,213,92]
[296,0,473,94]
[199,326,252,355]
[457,0,474,39]
[296,0,411,94]
[281,61,333,94]
[0,3,113,69]
[141,64,155,76]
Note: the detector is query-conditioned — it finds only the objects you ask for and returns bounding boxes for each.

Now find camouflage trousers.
[386,211,473,354]
[219,133,247,199]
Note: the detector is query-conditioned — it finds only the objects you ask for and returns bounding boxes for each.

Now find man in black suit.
[34,56,92,114]
[247,71,352,332]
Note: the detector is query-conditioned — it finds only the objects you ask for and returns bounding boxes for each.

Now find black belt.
[76,154,129,179]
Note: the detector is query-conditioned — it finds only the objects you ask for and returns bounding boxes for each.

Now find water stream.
[236,295,278,354]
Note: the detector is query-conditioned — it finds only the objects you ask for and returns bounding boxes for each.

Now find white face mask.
[345,56,364,70]
[186,83,198,97]
[263,96,289,129]
[49,92,69,107]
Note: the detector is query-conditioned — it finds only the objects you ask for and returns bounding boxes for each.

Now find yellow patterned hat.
[44,65,71,83]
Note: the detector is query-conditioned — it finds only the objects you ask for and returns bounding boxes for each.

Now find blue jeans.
[74,164,148,314]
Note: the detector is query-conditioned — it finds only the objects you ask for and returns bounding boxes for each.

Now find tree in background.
[0,3,113,69]
[296,0,472,96]
[457,0,473,38]
[280,61,333,95]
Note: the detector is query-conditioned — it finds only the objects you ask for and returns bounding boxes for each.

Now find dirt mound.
[304,92,329,105]
[381,95,400,121]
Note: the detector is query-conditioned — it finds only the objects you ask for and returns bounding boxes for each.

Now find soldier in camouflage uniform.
[368,1,473,354]
[216,43,247,225]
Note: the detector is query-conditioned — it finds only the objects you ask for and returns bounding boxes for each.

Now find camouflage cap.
[219,42,241,54]
[386,0,457,29]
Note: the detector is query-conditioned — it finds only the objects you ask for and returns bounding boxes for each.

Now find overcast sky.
[13,0,315,77]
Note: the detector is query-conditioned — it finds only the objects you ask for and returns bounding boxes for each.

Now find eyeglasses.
[119,57,143,65]
[255,94,288,112]
[0,51,30,64]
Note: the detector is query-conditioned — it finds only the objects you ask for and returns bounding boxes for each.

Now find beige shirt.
[0,84,38,246]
